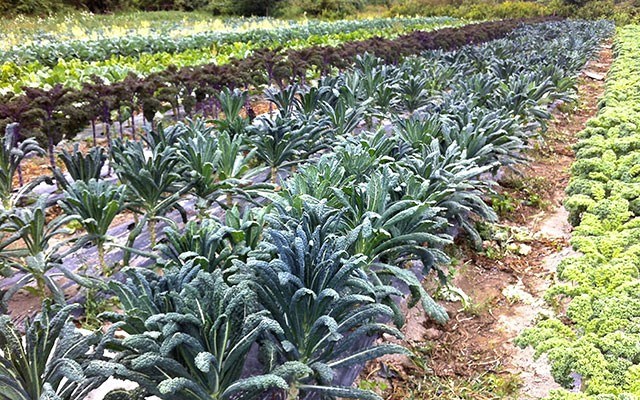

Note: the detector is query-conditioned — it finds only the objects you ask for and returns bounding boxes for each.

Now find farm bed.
[0,19,614,400]
[0,17,547,166]
[0,16,462,94]
[518,25,640,399]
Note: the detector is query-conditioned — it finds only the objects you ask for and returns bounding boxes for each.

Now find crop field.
[0,11,636,400]
[0,15,460,94]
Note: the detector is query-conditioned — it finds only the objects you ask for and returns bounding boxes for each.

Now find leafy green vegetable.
[517,24,640,399]
[0,303,115,400]
[0,123,45,210]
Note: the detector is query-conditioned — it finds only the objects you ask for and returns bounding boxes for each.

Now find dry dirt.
[362,44,612,399]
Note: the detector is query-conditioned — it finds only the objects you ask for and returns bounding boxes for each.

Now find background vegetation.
[2,0,639,23]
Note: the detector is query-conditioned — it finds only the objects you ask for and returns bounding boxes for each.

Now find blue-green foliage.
[97,19,612,399]
[54,144,106,189]
[95,262,289,400]
[0,303,115,400]
[0,19,616,400]
[239,207,409,397]
[158,207,265,273]
[0,123,45,210]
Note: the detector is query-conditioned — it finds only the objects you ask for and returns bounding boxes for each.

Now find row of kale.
[0,19,614,400]
[0,18,553,170]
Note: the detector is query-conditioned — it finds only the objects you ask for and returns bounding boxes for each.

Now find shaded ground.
[360,44,612,399]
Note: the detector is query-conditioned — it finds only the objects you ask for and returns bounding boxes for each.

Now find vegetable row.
[0,17,553,164]
[0,15,301,52]
[0,17,461,95]
[517,25,640,399]
[0,17,458,66]
[0,20,613,400]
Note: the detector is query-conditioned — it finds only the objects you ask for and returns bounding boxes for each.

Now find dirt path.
[499,46,612,399]
[361,44,612,399]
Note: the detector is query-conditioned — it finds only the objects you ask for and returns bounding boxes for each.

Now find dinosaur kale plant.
[95,262,288,400]
[54,144,106,189]
[0,123,46,210]
[0,303,114,400]
[111,138,190,247]
[58,179,127,271]
[240,206,410,399]
[0,198,79,306]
